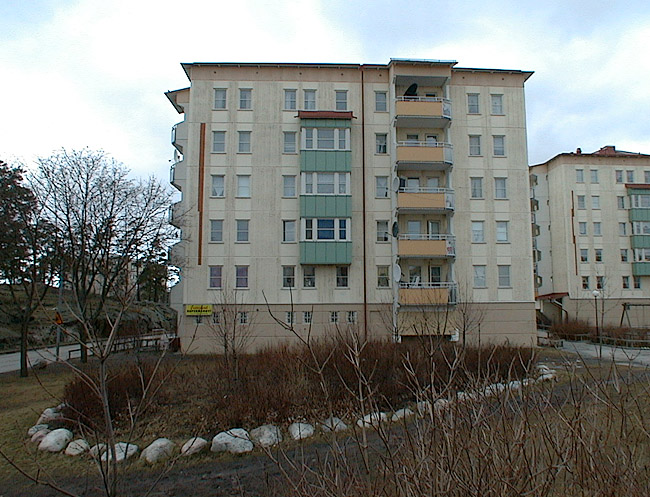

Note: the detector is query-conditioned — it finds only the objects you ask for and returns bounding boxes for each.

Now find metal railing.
[398,281,458,304]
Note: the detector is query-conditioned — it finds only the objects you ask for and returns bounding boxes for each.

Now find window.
[627,170,635,183]
[377,266,390,287]
[303,266,315,287]
[376,176,389,198]
[630,194,650,208]
[375,91,387,112]
[469,135,481,156]
[236,219,249,242]
[347,311,357,324]
[467,93,479,113]
[645,171,650,183]
[239,312,248,325]
[595,248,603,262]
[302,128,349,150]
[621,249,628,262]
[239,89,252,109]
[634,276,641,289]
[576,169,584,183]
[237,175,250,197]
[212,312,221,325]
[284,89,296,110]
[285,312,295,324]
[498,265,511,287]
[473,265,486,287]
[283,175,296,197]
[214,88,227,109]
[579,222,587,235]
[303,311,312,324]
[493,135,505,156]
[282,266,295,288]
[317,128,335,149]
[582,276,590,290]
[283,132,297,153]
[238,131,251,153]
[376,133,387,154]
[495,178,507,199]
[335,90,347,110]
[317,173,335,194]
[632,221,650,235]
[318,219,335,239]
[619,222,627,236]
[470,177,483,198]
[590,169,599,183]
[596,276,605,289]
[376,220,389,242]
[330,311,339,323]
[623,276,630,289]
[235,266,248,288]
[212,131,226,153]
[591,196,600,209]
[580,248,588,262]
[615,170,623,183]
[211,175,225,197]
[490,94,503,114]
[304,89,316,110]
[471,221,485,243]
[209,266,222,288]
[336,266,349,287]
[593,222,602,236]
[577,195,586,209]
[496,221,509,242]
[283,220,296,242]
[634,248,650,262]
[617,196,625,209]
[303,218,350,241]
[210,220,223,242]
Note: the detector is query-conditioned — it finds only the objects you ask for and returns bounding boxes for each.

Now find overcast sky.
[2,0,650,179]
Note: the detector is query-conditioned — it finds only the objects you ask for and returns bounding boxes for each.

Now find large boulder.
[27,424,49,437]
[356,412,388,428]
[288,422,314,440]
[37,407,63,425]
[210,429,253,454]
[31,429,51,444]
[89,443,107,458]
[65,439,90,456]
[181,437,209,456]
[140,438,175,464]
[38,429,73,452]
[320,416,348,433]
[250,425,282,447]
[100,442,139,463]
[391,408,414,422]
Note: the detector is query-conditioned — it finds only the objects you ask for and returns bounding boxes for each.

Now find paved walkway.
[0,344,80,374]
[560,340,650,367]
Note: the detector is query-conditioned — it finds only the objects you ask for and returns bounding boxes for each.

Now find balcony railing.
[396,141,453,167]
[171,121,188,153]
[398,281,458,305]
[397,187,455,211]
[394,97,452,129]
[398,233,455,257]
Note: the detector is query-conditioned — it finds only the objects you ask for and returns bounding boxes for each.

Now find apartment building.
[531,146,650,327]
[166,59,536,353]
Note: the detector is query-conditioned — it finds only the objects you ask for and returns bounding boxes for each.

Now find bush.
[550,319,592,339]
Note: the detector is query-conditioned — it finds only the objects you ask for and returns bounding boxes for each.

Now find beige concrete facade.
[531,146,650,327]
[167,59,537,352]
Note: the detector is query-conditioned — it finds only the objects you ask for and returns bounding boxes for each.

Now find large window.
[493,135,505,156]
[283,220,296,242]
[303,266,316,287]
[469,135,481,156]
[282,266,295,288]
[495,178,508,199]
[237,175,250,197]
[376,220,389,242]
[471,221,485,243]
[212,131,226,153]
[470,177,483,198]
[577,195,586,209]
[593,222,602,236]
[284,89,296,110]
[302,172,350,195]
[375,176,389,198]
[579,222,587,235]
[336,266,349,287]
[210,220,223,242]
[238,131,251,153]
[467,93,480,114]
[580,248,588,262]
[377,266,390,287]
[209,266,222,288]
[498,265,511,287]
[304,89,316,110]
[283,132,297,153]
[303,218,350,241]
[211,175,225,197]
[376,133,387,154]
[490,94,503,114]
[236,220,249,242]
[576,169,584,182]
[633,221,650,235]
[302,128,350,150]
[473,265,486,287]
[620,222,628,236]
[375,91,387,112]
[631,194,650,208]
[239,89,252,109]
[335,90,347,110]
[591,195,600,209]
[496,221,509,242]
[591,169,599,183]
[214,88,227,109]
[616,170,624,183]
[283,175,296,197]
[627,170,635,183]
[235,266,248,288]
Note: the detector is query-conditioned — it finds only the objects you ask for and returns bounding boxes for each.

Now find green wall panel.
[626,189,650,196]
[301,119,351,128]
[631,235,650,248]
[633,262,650,276]
[300,241,352,265]
[629,209,650,222]
[300,196,352,217]
[300,151,351,172]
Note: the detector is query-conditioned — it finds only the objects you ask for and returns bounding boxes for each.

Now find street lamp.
[592,290,601,359]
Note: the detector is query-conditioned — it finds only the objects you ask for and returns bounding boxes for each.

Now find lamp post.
[592,289,601,359]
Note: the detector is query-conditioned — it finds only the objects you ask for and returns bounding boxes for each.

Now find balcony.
[169,160,185,191]
[397,187,454,213]
[396,141,453,170]
[171,121,188,154]
[394,97,452,129]
[168,201,184,229]
[399,281,457,306]
[398,234,455,258]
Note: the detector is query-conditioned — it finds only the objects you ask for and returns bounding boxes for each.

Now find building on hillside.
[531,146,650,327]
[166,59,536,353]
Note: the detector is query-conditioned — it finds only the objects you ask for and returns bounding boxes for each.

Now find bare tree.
[451,280,486,350]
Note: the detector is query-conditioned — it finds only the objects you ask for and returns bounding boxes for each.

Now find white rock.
[391,408,414,422]
[250,425,282,447]
[37,407,63,425]
[416,400,431,416]
[181,437,209,456]
[356,412,388,428]
[210,429,253,454]
[100,442,139,463]
[522,378,534,387]
[65,439,90,456]
[27,424,49,437]
[140,438,175,464]
[288,422,315,440]
[89,444,107,458]
[484,383,506,396]
[320,416,348,432]
[38,428,73,452]
[537,372,556,382]
[507,380,522,391]
[31,429,51,444]
[433,399,450,412]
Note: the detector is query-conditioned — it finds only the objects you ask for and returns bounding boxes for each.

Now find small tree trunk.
[20,320,29,378]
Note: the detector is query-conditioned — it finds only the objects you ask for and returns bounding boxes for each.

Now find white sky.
[2,0,650,179]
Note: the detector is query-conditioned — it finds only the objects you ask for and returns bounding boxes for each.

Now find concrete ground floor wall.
[548,297,650,328]
[174,301,537,353]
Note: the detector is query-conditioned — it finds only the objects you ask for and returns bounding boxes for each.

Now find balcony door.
[428,220,440,235]
[429,266,442,284]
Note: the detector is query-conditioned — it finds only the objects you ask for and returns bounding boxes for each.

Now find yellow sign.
[186,304,213,316]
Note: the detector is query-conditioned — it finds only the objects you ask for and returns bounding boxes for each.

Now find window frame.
[490,94,503,114]
[336,266,349,288]
[282,175,296,198]
[283,220,296,243]
[497,265,511,288]
[376,220,389,242]
[375,133,388,154]
[470,177,484,199]
[377,266,390,288]
[375,176,389,198]
[335,90,347,111]
[210,219,223,243]
[284,89,297,110]
[236,175,251,198]
[492,135,505,156]
[211,175,225,197]
[303,266,316,288]
[496,221,509,243]
[213,88,227,110]
[235,266,249,289]
[303,89,316,110]
[469,135,481,156]
[239,88,252,110]
[209,265,222,289]
[238,131,251,153]
[212,131,226,153]
[467,93,480,114]
[494,177,508,199]
[473,265,487,288]
[282,266,295,288]
[375,91,387,112]
[471,221,485,243]
[283,131,297,154]
[236,219,249,243]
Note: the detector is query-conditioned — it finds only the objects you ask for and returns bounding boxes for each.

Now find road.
[0,344,81,374]
[560,340,650,367]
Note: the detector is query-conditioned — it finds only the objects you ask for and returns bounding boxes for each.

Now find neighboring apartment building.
[166,59,536,353]
[531,146,650,327]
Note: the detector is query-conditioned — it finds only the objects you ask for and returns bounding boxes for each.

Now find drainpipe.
[361,66,368,341]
